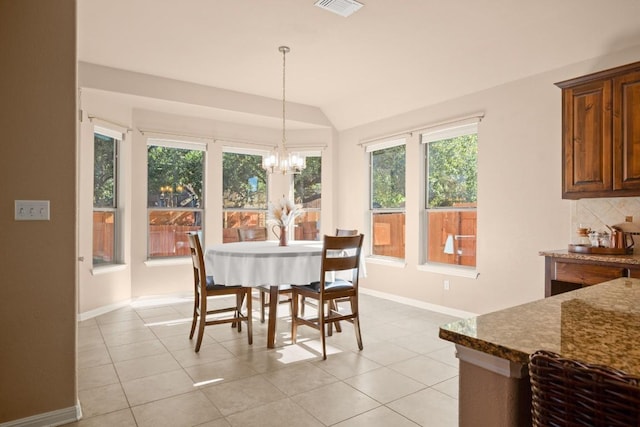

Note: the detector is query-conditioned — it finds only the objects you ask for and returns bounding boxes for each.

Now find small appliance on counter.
[568,221,636,255]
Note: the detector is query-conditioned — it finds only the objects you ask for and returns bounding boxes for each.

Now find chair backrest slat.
[320,234,364,289]
[187,232,208,290]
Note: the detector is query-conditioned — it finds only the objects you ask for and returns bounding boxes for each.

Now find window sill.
[418,263,479,279]
[144,257,192,267]
[365,256,406,268]
[91,264,127,275]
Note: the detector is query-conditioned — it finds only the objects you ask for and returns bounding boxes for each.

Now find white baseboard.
[0,402,82,427]
[360,287,477,319]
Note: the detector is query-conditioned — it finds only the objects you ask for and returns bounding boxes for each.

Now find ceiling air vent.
[314,0,363,17]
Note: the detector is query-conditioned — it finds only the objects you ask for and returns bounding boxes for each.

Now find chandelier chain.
[262,45,304,174]
[281,46,287,150]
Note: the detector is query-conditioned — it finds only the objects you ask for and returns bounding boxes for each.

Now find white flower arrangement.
[267,196,300,227]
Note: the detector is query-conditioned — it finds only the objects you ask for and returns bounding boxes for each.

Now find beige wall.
[77,44,640,317]
[0,0,77,423]
[337,45,640,314]
[78,92,133,314]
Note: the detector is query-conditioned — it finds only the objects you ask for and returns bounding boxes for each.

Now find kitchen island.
[439,277,640,427]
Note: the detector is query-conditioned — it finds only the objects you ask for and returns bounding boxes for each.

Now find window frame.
[146,138,206,259]
[421,118,479,274]
[222,146,270,242]
[293,151,322,241]
[367,138,406,261]
[92,126,122,267]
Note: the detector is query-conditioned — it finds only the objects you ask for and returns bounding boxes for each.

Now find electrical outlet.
[443,280,450,290]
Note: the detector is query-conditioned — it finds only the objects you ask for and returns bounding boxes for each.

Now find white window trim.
[222,145,269,156]
[364,137,405,153]
[144,257,192,267]
[147,139,205,259]
[94,125,124,141]
[91,264,127,275]
[93,127,122,266]
[293,153,322,242]
[420,117,480,143]
[222,148,270,235]
[417,263,479,279]
[365,255,407,268]
[369,140,406,260]
[147,138,207,152]
[421,118,479,272]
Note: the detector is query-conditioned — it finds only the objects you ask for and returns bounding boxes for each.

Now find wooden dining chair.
[328,228,358,332]
[291,234,364,359]
[336,228,358,237]
[187,232,252,352]
[236,227,292,323]
[237,227,267,241]
[299,228,359,323]
[529,350,640,427]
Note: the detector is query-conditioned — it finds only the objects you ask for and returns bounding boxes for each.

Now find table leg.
[267,285,278,348]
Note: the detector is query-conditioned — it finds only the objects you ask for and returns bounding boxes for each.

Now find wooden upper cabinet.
[613,70,640,191]
[557,61,640,199]
[561,80,612,195]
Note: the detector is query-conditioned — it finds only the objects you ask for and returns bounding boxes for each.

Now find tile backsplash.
[572,197,640,234]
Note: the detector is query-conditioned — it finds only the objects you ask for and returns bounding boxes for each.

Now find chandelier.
[262,46,306,175]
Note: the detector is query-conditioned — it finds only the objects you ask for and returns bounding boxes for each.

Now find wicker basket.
[529,350,640,427]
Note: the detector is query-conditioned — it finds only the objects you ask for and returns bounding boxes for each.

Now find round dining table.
[204,240,324,348]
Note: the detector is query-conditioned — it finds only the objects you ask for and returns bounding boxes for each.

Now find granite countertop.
[439,277,640,376]
[539,249,640,265]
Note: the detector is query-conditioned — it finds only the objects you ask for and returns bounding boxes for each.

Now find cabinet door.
[613,70,640,191]
[562,80,613,198]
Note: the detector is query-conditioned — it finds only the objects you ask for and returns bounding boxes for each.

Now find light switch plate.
[15,200,50,221]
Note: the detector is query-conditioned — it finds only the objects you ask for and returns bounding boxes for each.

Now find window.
[147,139,204,258]
[93,127,121,265]
[222,149,268,242]
[368,140,406,259]
[423,120,478,267]
[293,154,321,241]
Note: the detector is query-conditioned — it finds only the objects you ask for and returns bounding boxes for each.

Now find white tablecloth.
[204,241,324,286]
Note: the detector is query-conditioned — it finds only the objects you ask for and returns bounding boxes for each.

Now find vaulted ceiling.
[79,0,640,131]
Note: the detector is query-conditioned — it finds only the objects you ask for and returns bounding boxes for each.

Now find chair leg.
[301,296,306,316]
[331,300,342,333]
[189,289,198,339]
[195,296,207,353]
[260,290,267,323]
[319,299,327,360]
[235,293,243,332]
[354,316,363,350]
[351,297,363,350]
[291,293,299,344]
[327,300,333,337]
[245,289,253,345]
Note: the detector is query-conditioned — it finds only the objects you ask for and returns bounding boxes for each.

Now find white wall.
[337,45,640,314]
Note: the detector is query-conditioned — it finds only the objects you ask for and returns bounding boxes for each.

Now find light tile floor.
[70,293,460,427]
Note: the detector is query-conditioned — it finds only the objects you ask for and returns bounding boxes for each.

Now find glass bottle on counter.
[574,225,591,246]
